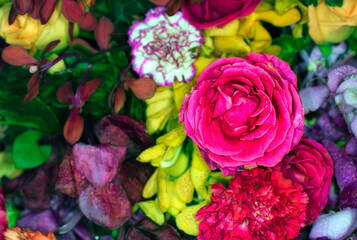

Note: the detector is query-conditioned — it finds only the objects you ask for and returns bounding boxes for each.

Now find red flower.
[0,187,8,240]
[196,168,308,240]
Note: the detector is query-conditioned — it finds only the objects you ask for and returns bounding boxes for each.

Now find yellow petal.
[161,145,182,168]
[175,203,207,236]
[255,8,301,27]
[193,57,217,77]
[162,151,189,177]
[156,124,186,147]
[167,181,186,211]
[191,144,210,171]
[265,45,282,56]
[157,169,170,212]
[145,86,174,104]
[238,15,257,38]
[137,143,167,163]
[175,168,194,203]
[142,169,159,198]
[137,200,165,225]
[250,22,272,53]
[214,35,251,54]
[191,167,211,200]
[204,19,239,36]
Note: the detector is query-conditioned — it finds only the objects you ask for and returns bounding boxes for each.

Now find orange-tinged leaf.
[63,108,84,144]
[95,16,114,51]
[126,78,156,100]
[56,81,75,105]
[80,78,102,103]
[2,46,38,66]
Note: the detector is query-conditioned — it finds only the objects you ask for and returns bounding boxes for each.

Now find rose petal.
[72,143,127,187]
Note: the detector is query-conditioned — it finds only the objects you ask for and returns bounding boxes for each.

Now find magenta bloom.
[274,138,334,224]
[181,0,262,29]
[179,54,304,175]
[0,187,7,240]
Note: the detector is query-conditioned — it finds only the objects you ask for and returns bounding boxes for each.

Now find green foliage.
[13,130,52,169]
[6,201,20,228]
[301,0,343,7]
[273,34,308,65]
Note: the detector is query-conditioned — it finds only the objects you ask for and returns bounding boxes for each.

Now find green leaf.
[13,130,52,169]
[0,95,61,135]
[6,201,20,228]
[275,0,299,15]
[318,43,333,59]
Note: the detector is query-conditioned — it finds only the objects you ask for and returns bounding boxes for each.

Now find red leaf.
[78,12,98,31]
[13,0,31,15]
[56,81,75,105]
[39,0,57,24]
[70,38,98,54]
[61,0,84,23]
[63,108,84,144]
[167,0,185,16]
[80,78,102,104]
[126,77,156,100]
[28,0,41,19]
[8,5,18,25]
[22,73,41,104]
[109,83,125,114]
[94,16,114,51]
[40,40,60,64]
[149,0,170,5]
[1,45,38,66]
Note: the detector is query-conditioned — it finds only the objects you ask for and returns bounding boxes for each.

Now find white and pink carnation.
[128,7,203,86]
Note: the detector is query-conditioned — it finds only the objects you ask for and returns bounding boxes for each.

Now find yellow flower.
[201,1,301,58]
[0,1,77,52]
[308,0,357,44]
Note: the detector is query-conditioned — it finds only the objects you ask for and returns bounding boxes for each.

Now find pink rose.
[179,53,304,176]
[274,138,334,224]
[181,0,262,29]
[0,187,8,240]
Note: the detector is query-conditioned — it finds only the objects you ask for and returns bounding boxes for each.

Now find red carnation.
[196,168,308,240]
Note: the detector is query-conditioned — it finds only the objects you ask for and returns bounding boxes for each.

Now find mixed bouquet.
[0,0,356,239]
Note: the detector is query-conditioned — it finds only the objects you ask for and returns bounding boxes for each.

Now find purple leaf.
[346,138,357,155]
[56,149,88,198]
[328,65,357,92]
[73,143,127,187]
[309,208,357,240]
[335,151,357,190]
[118,159,154,204]
[78,181,132,230]
[341,182,357,209]
[96,115,153,157]
[299,85,330,113]
[17,210,59,234]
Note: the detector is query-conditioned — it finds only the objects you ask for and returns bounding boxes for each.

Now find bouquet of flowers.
[0,0,356,239]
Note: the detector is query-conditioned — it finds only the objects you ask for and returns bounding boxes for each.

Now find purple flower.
[128,7,203,86]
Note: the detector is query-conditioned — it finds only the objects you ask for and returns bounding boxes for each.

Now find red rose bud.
[109,83,125,114]
[79,12,98,31]
[274,138,334,224]
[125,77,156,100]
[63,108,84,144]
[62,0,85,23]
[94,16,114,51]
[181,0,262,28]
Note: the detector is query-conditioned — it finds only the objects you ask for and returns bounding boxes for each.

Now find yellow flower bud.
[0,1,78,52]
[308,0,357,44]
